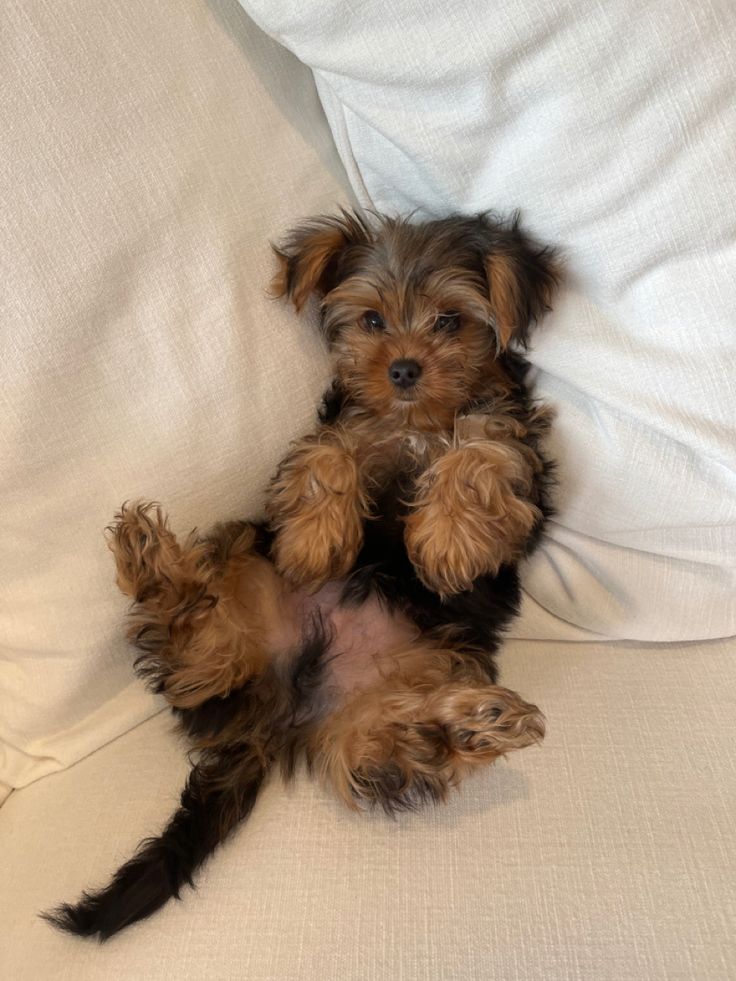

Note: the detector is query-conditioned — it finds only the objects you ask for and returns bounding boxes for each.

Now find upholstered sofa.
[2,1,734,978]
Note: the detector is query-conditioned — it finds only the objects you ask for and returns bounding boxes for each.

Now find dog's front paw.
[268,439,368,588]
[405,445,540,596]
[404,505,492,596]
[272,511,363,588]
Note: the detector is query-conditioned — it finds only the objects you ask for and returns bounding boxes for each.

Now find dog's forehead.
[349,220,479,289]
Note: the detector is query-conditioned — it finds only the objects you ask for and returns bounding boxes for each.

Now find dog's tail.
[42,742,267,941]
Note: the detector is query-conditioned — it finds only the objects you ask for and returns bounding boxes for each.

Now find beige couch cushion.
[3,638,735,980]
[0,0,349,797]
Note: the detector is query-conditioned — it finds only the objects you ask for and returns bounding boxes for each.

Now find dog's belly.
[286,582,419,695]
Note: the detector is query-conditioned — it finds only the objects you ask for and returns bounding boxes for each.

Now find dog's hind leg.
[108,503,280,708]
[41,508,299,940]
[314,640,544,812]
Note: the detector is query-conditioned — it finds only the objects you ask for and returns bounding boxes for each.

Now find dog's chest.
[402,431,433,461]
[362,430,441,521]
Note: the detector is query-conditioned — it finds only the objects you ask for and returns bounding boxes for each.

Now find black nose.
[389,358,422,389]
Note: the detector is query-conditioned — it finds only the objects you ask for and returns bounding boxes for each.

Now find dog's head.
[272,210,558,425]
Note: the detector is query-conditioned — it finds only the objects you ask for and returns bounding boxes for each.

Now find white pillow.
[0,0,349,797]
[241,0,736,642]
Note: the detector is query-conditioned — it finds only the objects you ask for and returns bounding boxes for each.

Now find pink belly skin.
[273,581,420,695]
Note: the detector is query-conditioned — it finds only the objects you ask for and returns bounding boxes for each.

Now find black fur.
[350,761,446,815]
[42,742,267,940]
[45,626,333,941]
[318,379,349,425]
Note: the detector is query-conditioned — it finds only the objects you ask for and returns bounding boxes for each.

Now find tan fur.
[487,252,524,349]
[327,275,494,430]
[404,440,541,596]
[267,434,371,587]
[109,504,274,708]
[270,210,372,312]
[312,640,544,808]
[270,227,344,311]
[486,249,558,350]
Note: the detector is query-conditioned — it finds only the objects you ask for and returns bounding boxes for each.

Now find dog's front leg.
[267,429,369,588]
[404,413,545,597]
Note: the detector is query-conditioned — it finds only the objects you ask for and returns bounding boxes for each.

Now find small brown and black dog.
[46,210,558,939]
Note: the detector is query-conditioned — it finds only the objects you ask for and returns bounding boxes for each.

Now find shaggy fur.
[44,209,558,940]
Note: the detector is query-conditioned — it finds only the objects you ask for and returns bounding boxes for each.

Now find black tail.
[42,743,267,940]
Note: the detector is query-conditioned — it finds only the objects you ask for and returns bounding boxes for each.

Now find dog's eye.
[362,310,385,331]
[434,312,461,332]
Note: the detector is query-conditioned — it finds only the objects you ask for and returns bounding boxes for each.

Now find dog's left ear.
[271,210,372,312]
[474,213,559,350]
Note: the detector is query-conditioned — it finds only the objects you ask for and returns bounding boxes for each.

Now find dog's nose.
[388,358,423,389]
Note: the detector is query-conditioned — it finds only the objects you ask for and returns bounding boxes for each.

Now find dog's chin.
[351,385,464,426]
[391,393,430,418]
[390,393,464,428]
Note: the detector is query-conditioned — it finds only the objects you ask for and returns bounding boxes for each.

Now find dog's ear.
[473,213,559,350]
[271,210,372,312]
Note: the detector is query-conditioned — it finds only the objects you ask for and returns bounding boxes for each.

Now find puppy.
[44,210,558,940]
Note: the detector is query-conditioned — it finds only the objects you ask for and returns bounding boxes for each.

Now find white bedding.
[241,0,736,642]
